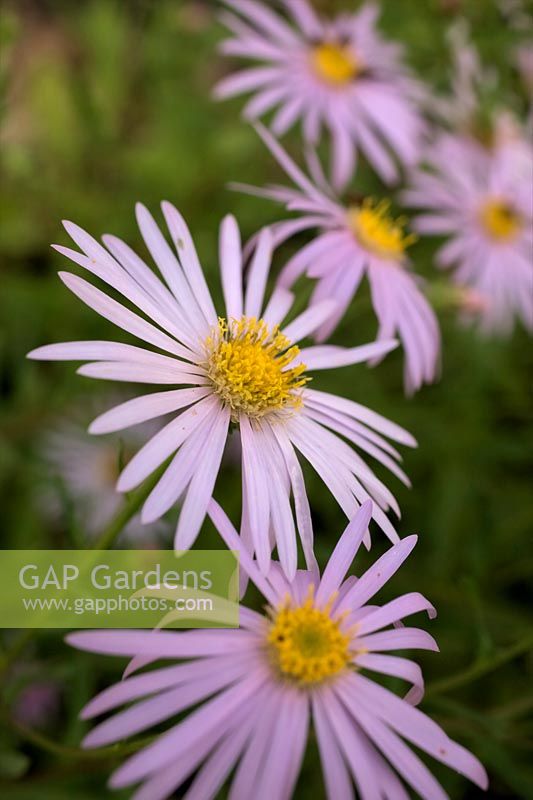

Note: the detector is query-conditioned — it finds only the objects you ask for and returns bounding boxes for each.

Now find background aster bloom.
[67,501,488,800]
[28,203,415,578]
[38,401,167,542]
[215,0,426,189]
[236,126,441,395]
[403,131,533,335]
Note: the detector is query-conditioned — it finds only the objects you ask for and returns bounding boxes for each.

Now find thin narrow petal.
[220,215,244,320]
[316,502,372,605]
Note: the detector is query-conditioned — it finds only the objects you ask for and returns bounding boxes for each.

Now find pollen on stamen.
[347,198,417,259]
[204,316,308,421]
[266,586,352,686]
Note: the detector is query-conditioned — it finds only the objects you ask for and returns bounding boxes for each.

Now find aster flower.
[235,126,440,395]
[215,0,426,189]
[67,501,488,800]
[28,203,415,578]
[39,402,167,541]
[403,131,533,334]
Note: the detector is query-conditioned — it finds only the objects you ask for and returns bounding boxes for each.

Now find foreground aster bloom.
[403,132,533,334]
[67,501,488,800]
[28,203,415,578]
[215,0,426,188]
[237,127,440,394]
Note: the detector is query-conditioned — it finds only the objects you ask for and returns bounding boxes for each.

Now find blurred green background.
[1,1,532,798]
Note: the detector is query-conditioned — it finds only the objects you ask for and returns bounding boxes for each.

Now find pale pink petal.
[141,417,217,523]
[356,592,436,635]
[82,659,249,748]
[305,389,417,447]
[261,286,295,327]
[135,204,206,333]
[76,361,207,385]
[228,685,285,799]
[220,215,244,320]
[214,66,285,99]
[57,272,191,360]
[224,0,301,46]
[282,299,337,343]
[116,396,219,492]
[207,499,279,605]
[338,536,418,611]
[80,656,245,719]
[182,713,253,800]
[160,202,218,326]
[312,691,355,800]
[355,653,425,705]
[321,686,382,800]
[88,388,210,435]
[253,688,310,800]
[298,340,398,370]
[174,405,231,549]
[244,227,273,318]
[239,415,272,574]
[66,629,259,660]
[355,627,439,653]
[316,502,372,605]
[110,671,268,788]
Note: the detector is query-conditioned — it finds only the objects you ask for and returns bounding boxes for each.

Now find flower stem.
[90,462,168,551]
[6,709,153,761]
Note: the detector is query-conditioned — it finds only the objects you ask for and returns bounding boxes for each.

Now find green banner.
[0,550,239,628]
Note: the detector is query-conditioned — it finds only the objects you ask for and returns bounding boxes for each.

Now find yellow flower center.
[348,199,417,259]
[204,317,308,421]
[479,199,521,242]
[312,42,362,86]
[267,591,352,686]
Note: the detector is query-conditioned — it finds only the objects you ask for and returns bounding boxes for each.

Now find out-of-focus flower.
[28,203,415,579]
[67,501,488,800]
[403,132,533,334]
[39,404,167,542]
[236,126,440,395]
[429,20,494,133]
[454,285,491,322]
[514,43,533,95]
[12,680,61,730]
[215,0,426,189]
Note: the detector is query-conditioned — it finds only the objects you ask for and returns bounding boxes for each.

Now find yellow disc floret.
[348,198,417,259]
[479,199,522,242]
[267,589,352,686]
[312,42,362,86]
[204,317,308,421]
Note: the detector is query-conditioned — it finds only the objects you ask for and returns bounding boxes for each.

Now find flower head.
[67,501,488,800]
[38,401,167,541]
[403,130,533,334]
[235,126,440,395]
[204,316,307,419]
[215,0,426,189]
[28,202,415,578]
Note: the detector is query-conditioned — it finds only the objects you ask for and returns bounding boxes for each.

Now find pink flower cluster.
[25,1,531,797]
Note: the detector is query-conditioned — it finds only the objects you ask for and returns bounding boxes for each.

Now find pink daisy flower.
[403,131,533,334]
[215,0,426,189]
[236,126,441,395]
[28,203,415,578]
[67,501,488,800]
[39,400,167,542]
